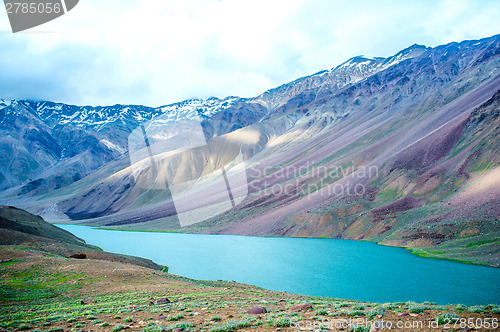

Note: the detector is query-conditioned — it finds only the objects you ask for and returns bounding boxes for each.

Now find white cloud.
[0,0,499,106]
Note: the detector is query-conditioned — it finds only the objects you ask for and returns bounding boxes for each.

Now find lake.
[60,225,500,305]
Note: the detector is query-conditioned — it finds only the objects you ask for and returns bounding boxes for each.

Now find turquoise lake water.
[60,225,499,305]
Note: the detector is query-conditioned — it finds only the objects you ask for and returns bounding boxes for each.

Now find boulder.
[151,297,171,305]
[247,306,267,314]
[289,303,313,312]
[70,253,87,259]
[80,297,96,304]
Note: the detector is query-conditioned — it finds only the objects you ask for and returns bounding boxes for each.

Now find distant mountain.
[0,42,426,194]
[0,97,238,193]
[1,35,499,266]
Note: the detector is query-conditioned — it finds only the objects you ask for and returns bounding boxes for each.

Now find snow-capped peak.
[10,96,239,131]
[158,96,238,123]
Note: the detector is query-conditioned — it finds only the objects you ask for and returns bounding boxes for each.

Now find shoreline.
[1,205,499,332]
[1,244,499,332]
[57,222,499,269]
[54,223,500,306]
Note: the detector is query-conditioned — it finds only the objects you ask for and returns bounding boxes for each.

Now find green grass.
[377,187,400,202]
[315,309,328,315]
[0,265,86,301]
[0,259,19,266]
[435,313,459,325]
[112,324,125,332]
[270,317,291,327]
[142,325,166,332]
[368,306,386,319]
[407,231,500,267]
[209,319,251,332]
[345,310,366,317]
[408,305,427,314]
[465,238,500,248]
[166,314,184,321]
[469,159,497,173]
[468,306,487,313]
[168,322,195,331]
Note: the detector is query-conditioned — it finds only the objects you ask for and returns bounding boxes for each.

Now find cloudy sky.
[0,0,499,107]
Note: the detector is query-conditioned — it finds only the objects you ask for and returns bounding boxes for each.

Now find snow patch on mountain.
[100,139,127,154]
[158,96,238,123]
[0,99,12,109]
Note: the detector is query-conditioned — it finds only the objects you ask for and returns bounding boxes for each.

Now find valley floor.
[1,246,499,332]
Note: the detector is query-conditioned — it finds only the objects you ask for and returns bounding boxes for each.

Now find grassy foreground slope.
[1,207,499,332]
[0,206,164,271]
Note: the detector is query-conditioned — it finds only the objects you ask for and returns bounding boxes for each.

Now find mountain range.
[1,34,499,267]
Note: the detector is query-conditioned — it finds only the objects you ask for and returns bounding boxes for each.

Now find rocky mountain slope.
[0,97,238,193]
[1,35,499,266]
